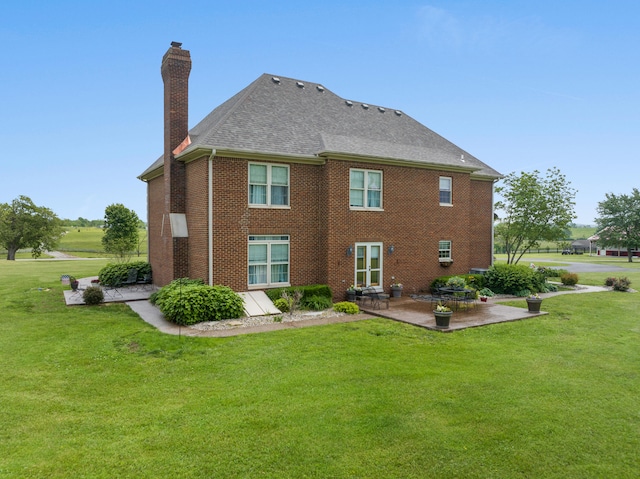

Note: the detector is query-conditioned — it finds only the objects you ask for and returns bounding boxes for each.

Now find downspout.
[491,179,497,266]
[208,149,216,286]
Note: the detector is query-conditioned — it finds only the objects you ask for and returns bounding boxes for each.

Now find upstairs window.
[249,163,289,207]
[350,169,382,209]
[439,177,452,205]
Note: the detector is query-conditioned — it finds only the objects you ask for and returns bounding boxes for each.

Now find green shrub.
[301,295,332,311]
[484,264,546,295]
[605,277,616,287]
[265,284,332,302]
[154,279,244,325]
[273,298,289,312]
[98,261,151,287]
[560,272,579,286]
[150,278,204,306]
[613,277,631,292]
[333,301,360,314]
[82,286,104,305]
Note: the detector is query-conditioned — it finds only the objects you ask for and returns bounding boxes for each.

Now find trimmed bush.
[154,279,244,325]
[605,277,616,287]
[484,264,546,295]
[301,295,332,311]
[265,284,332,302]
[98,261,151,287]
[333,301,360,314]
[560,272,579,286]
[82,286,104,305]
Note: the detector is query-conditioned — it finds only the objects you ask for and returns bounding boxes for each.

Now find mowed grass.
[57,226,147,257]
[1,260,640,478]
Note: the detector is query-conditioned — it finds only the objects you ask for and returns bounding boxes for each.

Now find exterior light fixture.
[346,245,354,257]
[388,245,395,255]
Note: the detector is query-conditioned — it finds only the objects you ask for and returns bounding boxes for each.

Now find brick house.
[139,42,501,300]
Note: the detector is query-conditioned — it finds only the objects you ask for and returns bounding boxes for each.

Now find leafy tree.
[0,195,63,260]
[495,168,576,264]
[102,204,140,262]
[595,188,640,262]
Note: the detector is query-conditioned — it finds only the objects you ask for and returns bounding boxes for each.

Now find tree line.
[0,196,140,261]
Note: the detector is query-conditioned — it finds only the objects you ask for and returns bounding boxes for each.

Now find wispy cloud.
[415,5,581,55]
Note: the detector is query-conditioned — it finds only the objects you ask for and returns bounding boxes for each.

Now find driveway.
[527,258,628,273]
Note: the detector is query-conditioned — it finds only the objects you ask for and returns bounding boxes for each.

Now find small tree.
[495,168,577,264]
[0,196,63,260]
[102,204,140,262]
[595,188,640,262]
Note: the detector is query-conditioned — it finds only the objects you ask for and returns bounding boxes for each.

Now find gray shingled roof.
[140,74,501,179]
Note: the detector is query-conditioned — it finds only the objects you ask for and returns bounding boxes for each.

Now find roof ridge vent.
[316,85,325,92]
[378,107,385,113]
[296,81,305,88]
[394,110,402,116]
[362,103,369,110]
[345,100,353,106]
[272,77,281,84]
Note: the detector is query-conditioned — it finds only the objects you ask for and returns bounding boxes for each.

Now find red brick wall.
[147,175,172,286]
[153,155,495,299]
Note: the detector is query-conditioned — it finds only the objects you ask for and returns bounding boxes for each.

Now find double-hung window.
[350,169,382,209]
[439,177,452,205]
[249,163,289,207]
[439,240,452,262]
[248,235,290,286]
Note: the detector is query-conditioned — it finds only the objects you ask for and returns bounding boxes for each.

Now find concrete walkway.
[64,276,611,336]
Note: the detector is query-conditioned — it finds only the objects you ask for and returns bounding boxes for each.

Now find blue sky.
[1,0,638,225]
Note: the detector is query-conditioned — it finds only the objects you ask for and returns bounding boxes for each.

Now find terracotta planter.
[434,311,453,329]
[526,298,543,313]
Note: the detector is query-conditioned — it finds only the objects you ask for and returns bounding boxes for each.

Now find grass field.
[1,258,639,477]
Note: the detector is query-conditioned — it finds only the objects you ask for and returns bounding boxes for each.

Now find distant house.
[588,233,639,257]
[138,43,502,300]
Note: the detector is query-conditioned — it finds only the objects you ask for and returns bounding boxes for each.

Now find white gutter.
[208,149,216,286]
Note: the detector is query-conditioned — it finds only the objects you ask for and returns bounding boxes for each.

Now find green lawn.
[1,259,639,478]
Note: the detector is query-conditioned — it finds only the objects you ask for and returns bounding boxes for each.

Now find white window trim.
[354,242,384,290]
[248,162,291,208]
[248,235,291,288]
[439,176,452,206]
[439,240,452,262]
[349,168,384,211]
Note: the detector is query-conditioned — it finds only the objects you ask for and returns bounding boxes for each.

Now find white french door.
[355,243,382,288]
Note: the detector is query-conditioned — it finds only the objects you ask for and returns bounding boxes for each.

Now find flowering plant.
[390,281,403,288]
[347,285,362,292]
[528,293,540,299]
[435,302,451,312]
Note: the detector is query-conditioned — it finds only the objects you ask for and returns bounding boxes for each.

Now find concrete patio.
[357,295,546,332]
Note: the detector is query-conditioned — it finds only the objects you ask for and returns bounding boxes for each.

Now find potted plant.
[390,281,403,298]
[346,285,362,301]
[433,302,453,329]
[69,276,79,291]
[478,287,494,302]
[526,293,543,313]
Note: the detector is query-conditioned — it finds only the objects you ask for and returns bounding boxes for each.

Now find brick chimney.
[161,41,191,280]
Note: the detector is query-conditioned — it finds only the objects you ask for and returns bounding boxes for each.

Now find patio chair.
[121,268,139,290]
[363,286,390,310]
[137,272,153,290]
